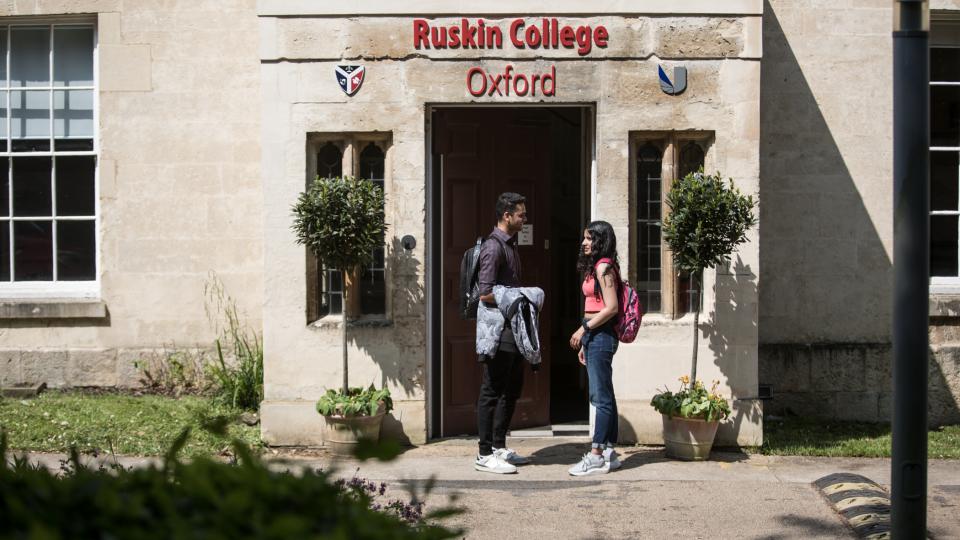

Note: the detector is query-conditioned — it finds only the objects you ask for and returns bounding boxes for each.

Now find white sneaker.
[603,448,622,471]
[474,453,517,474]
[493,447,531,465]
[568,453,608,476]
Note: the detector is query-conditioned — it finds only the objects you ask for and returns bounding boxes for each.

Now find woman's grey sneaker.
[602,448,622,470]
[475,453,518,474]
[493,447,531,465]
[568,453,607,476]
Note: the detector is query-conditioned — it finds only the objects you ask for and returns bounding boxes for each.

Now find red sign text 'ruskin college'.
[412,18,608,97]
[413,18,609,56]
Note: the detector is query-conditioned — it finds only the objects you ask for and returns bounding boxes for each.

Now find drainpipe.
[892,1,929,537]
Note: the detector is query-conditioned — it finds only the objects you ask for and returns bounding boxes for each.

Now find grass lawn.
[0,390,261,457]
[761,416,960,459]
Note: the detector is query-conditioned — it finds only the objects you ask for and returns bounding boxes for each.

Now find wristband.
[581,319,591,334]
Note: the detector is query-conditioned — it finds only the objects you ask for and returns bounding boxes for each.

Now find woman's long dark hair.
[577,221,620,293]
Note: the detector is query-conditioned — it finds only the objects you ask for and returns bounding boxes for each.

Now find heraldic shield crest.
[336,65,365,96]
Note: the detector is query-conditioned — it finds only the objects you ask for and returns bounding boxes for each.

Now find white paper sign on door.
[518,224,533,246]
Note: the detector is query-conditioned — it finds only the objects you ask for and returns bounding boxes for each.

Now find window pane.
[318,266,343,317]
[13,157,51,216]
[54,89,93,138]
[360,143,385,181]
[0,158,8,217]
[11,90,51,140]
[10,27,50,87]
[679,141,705,179]
[358,142,385,314]
[53,27,93,87]
[0,91,7,140]
[13,220,52,280]
[316,142,342,178]
[0,221,8,281]
[932,86,960,147]
[57,220,95,280]
[56,156,95,216]
[54,139,93,152]
[932,151,959,211]
[932,215,959,276]
[932,48,960,83]
[636,142,662,313]
[0,28,7,83]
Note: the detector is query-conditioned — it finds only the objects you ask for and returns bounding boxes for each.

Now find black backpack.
[459,236,506,320]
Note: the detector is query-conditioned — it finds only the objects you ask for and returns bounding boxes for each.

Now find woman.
[568,220,622,476]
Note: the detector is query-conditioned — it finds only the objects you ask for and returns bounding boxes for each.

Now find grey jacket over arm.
[476,285,545,367]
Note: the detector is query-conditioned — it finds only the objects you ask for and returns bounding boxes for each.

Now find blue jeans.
[583,324,619,447]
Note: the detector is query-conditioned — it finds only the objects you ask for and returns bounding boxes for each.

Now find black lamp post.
[892,1,929,537]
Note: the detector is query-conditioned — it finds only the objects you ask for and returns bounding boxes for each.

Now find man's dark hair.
[495,192,526,221]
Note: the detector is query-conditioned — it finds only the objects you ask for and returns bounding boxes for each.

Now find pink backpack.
[595,258,644,343]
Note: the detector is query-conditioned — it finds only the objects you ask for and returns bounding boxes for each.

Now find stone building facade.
[0,0,956,447]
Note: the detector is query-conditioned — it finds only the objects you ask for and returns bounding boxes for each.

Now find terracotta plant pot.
[323,409,387,457]
[661,414,720,461]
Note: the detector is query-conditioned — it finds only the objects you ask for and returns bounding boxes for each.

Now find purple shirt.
[477,227,521,296]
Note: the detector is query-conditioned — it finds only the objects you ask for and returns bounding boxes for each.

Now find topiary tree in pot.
[291,175,390,455]
[651,169,756,460]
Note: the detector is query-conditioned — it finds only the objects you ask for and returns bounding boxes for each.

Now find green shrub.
[0,430,460,540]
[317,386,394,417]
[205,276,264,411]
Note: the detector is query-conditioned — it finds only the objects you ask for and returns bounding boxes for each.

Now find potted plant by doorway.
[291,175,390,456]
[652,169,756,460]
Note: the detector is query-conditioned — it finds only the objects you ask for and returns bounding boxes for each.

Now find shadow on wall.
[351,236,425,444]
[929,333,960,427]
[759,342,960,427]
[703,257,762,440]
[759,1,892,344]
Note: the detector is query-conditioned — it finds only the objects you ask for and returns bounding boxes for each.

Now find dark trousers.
[477,349,525,456]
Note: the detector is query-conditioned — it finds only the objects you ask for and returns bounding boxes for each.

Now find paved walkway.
[18,438,960,539]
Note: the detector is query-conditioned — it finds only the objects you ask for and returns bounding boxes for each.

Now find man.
[474,192,533,474]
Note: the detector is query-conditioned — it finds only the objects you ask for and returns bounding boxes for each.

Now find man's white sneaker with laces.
[493,447,531,465]
[568,453,608,476]
[474,453,518,474]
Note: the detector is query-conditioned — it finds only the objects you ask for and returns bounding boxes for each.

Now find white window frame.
[0,21,99,299]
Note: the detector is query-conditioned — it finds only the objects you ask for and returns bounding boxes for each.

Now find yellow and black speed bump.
[813,473,932,540]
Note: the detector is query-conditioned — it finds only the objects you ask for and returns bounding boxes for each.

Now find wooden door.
[435,108,552,436]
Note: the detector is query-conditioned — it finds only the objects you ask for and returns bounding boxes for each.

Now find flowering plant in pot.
[651,376,731,422]
[292,175,387,456]
[654,169,756,460]
[652,376,732,459]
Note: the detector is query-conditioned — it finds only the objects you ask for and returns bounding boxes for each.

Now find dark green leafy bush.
[0,430,458,540]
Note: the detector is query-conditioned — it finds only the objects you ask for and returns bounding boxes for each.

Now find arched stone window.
[305,135,390,322]
[630,133,711,318]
